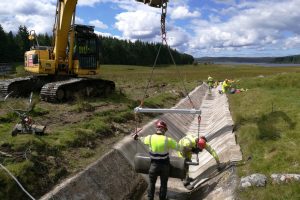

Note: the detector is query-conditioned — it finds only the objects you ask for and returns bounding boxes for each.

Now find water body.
[214,62,300,67]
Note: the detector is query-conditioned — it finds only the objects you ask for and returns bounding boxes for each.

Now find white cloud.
[213,0,235,5]
[0,0,56,16]
[78,0,102,7]
[115,10,161,40]
[188,0,300,57]
[170,6,200,20]
[77,0,136,8]
[15,15,54,34]
[75,17,85,24]
[95,30,112,37]
[89,19,108,29]
[208,14,221,23]
[167,27,190,51]
[283,36,300,49]
[0,0,56,33]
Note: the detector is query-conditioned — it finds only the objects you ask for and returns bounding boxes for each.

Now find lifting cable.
[140,1,195,109]
[134,1,202,153]
[0,163,36,200]
[160,2,196,109]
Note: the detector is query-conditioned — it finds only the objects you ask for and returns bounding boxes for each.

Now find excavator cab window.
[73,25,99,70]
[25,53,39,67]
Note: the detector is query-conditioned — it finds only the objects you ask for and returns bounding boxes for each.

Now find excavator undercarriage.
[0,76,115,102]
[40,77,115,102]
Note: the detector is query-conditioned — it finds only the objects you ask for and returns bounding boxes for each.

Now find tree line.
[273,55,300,63]
[99,36,194,65]
[0,25,52,63]
[0,24,194,65]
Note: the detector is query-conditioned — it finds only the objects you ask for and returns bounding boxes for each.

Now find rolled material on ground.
[134,153,186,179]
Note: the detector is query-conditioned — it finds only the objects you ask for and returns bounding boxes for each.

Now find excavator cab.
[24,25,100,76]
[72,25,99,73]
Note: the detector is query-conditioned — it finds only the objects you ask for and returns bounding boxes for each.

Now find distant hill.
[196,55,300,64]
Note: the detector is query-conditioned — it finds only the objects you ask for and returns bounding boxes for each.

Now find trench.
[40,84,242,200]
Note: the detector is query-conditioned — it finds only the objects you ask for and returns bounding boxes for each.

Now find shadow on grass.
[235,111,296,141]
[106,91,134,104]
[257,111,296,140]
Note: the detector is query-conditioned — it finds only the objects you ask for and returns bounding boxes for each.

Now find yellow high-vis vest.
[140,134,178,160]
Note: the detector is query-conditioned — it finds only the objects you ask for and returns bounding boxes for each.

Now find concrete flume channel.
[40,84,242,200]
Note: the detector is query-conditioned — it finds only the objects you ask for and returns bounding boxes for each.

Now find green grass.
[1,64,300,199]
[238,182,300,200]
[14,64,26,77]
[228,72,300,199]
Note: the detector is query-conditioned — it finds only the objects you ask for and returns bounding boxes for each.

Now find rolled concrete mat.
[134,153,186,179]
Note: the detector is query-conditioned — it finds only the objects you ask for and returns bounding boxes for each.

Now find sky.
[1,0,300,58]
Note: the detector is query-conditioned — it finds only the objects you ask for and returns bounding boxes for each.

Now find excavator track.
[40,78,115,102]
[0,76,115,103]
[0,76,44,97]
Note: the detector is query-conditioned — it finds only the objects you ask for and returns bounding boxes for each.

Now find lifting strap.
[134,2,202,158]
[140,1,195,109]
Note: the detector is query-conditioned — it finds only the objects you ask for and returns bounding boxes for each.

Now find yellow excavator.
[0,0,167,102]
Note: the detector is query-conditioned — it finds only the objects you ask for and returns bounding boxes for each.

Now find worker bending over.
[133,120,179,200]
[178,135,220,188]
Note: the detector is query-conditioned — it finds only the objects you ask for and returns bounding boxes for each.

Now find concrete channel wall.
[166,85,243,200]
[40,84,208,200]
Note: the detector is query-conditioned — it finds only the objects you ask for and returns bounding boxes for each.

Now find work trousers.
[148,161,170,200]
[183,158,190,184]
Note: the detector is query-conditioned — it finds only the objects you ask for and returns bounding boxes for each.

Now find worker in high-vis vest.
[207,75,214,89]
[133,120,179,200]
[178,135,220,188]
[222,79,230,93]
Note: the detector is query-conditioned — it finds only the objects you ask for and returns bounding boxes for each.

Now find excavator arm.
[53,0,77,66]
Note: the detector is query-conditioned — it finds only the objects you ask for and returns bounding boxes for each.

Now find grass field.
[228,72,300,199]
[1,63,300,199]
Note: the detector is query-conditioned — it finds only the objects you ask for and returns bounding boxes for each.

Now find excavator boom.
[53,0,77,64]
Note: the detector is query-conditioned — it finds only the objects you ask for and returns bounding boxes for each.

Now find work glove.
[191,147,201,154]
[132,133,139,140]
